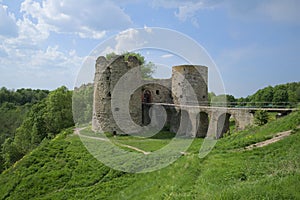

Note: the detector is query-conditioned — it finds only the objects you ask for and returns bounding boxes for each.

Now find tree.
[106,52,156,79]
[124,52,145,65]
[208,92,216,105]
[254,110,269,126]
[44,86,74,135]
[211,94,236,107]
[241,82,300,108]
[226,95,237,107]
[141,61,156,79]
[0,88,52,171]
[13,86,74,156]
[73,83,94,124]
[288,90,297,105]
[105,52,117,60]
[296,87,300,101]
[261,86,274,106]
[237,97,250,107]
[1,138,23,168]
[273,89,288,107]
[0,87,10,105]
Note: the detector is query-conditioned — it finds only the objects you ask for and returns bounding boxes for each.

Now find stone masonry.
[92,54,255,138]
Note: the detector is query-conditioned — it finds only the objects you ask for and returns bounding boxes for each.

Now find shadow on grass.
[149,131,176,139]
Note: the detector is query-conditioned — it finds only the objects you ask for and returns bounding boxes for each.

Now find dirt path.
[245,127,299,150]
[116,143,151,155]
[74,127,151,155]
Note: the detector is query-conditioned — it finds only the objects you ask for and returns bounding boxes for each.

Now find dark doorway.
[143,90,152,103]
[142,90,152,125]
[217,113,231,138]
[196,112,209,138]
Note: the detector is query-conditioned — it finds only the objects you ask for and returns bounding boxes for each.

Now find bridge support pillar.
[233,110,254,131]
[207,109,227,139]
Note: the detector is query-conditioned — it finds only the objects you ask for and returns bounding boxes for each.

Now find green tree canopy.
[106,52,156,79]
[236,82,300,108]
[254,110,269,126]
[11,86,74,157]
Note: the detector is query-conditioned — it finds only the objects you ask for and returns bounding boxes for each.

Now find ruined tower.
[171,65,208,106]
[92,55,142,134]
[171,65,209,137]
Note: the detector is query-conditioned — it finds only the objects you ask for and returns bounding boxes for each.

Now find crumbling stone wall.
[142,79,172,104]
[92,56,209,137]
[92,55,142,134]
[172,65,208,106]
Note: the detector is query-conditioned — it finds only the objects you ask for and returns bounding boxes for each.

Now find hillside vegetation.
[0,86,73,172]
[0,88,49,172]
[0,109,299,199]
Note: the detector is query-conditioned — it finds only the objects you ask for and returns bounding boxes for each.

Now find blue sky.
[0,0,299,97]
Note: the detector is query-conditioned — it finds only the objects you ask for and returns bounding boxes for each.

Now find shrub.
[254,110,269,126]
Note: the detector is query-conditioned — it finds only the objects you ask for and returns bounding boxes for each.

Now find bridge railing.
[145,101,299,109]
[219,102,299,108]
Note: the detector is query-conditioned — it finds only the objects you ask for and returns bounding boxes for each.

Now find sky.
[0,0,299,97]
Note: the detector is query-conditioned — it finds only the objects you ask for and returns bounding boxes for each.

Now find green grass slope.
[0,111,299,199]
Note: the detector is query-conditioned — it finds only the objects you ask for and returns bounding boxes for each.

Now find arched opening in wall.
[178,110,193,137]
[196,112,209,138]
[216,113,231,138]
[142,90,152,103]
[229,115,236,133]
[141,84,173,127]
[142,90,152,125]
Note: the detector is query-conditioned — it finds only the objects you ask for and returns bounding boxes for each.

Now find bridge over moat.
[143,103,296,139]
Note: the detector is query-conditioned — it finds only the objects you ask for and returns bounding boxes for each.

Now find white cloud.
[161,54,173,58]
[115,28,140,52]
[151,0,218,26]
[0,2,83,89]
[76,26,106,40]
[143,25,152,33]
[101,28,149,55]
[0,4,18,37]
[20,0,133,39]
[0,0,135,89]
[174,1,204,22]
[0,44,83,89]
[152,0,300,25]
[15,16,50,45]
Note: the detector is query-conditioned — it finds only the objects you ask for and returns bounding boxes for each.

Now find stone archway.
[216,113,231,138]
[142,90,152,103]
[142,90,152,125]
[196,111,209,138]
[176,110,193,136]
[229,115,236,133]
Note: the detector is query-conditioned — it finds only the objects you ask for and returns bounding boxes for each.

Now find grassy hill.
[0,110,299,199]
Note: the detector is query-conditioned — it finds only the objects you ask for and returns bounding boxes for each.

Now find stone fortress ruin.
[92,54,213,137]
[92,54,289,138]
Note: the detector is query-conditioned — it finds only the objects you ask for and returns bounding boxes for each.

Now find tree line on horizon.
[209,82,300,108]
